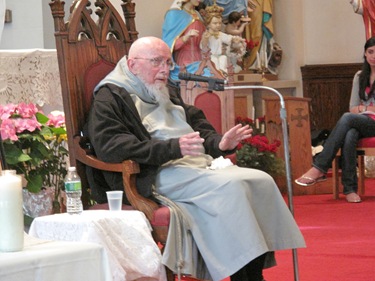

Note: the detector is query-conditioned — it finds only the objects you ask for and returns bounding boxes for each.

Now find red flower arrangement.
[237,134,281,153]
[245,39,259,51]
[243,39,259,59]
[235,116,285,177]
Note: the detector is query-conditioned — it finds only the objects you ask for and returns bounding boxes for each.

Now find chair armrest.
[120,160,159,221]
[73,136,159,221]
[74,136,123,172]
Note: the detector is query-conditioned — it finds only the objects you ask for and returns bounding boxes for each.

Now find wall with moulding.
[0,0,366,96]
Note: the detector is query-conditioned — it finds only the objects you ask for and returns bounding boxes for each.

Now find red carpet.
[181,179,375,281]
[262,178,375,281]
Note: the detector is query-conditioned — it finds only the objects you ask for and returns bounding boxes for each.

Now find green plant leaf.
[3,143,31,164]
[26,172,43,193]
[36,112,49,124]
[50,127,67,135]
[40,126,53,139]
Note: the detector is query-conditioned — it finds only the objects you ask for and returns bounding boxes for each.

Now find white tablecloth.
[0,233,112,281]
[0,49,62,108]
[29,210,167,281]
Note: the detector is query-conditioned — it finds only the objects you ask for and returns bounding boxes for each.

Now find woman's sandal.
[294,175,327,186]
[346,192,362,203]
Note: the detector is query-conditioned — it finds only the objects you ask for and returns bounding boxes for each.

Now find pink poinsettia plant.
[0,103,68,206]
[235,116,285,177]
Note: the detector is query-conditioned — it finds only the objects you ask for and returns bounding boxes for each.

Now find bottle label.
[65,181,82,192]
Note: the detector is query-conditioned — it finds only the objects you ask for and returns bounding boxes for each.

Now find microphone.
[178,72,227,92]
[178,72,227,85]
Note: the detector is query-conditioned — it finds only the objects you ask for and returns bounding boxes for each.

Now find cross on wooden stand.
[291,108,309,128]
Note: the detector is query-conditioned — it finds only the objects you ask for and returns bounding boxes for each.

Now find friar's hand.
[179,132,205,156]
[218,124,252,151]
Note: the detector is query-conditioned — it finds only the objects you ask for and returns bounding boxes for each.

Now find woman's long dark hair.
[359,37,375,100]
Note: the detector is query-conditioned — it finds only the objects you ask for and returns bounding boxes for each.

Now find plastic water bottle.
[64,166,83,214]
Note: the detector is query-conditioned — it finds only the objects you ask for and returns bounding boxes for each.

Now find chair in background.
[331,137,375,199]
[49,0,172,279]
[179,50,235,134]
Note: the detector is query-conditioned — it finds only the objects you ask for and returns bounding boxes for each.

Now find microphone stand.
[222,84,300,281]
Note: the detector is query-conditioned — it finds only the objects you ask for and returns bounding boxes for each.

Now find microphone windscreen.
[178,72,190,80]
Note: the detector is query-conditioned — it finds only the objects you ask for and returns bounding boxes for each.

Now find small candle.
[256,52,261,69]
[252,106,255,121]
[0,170,24,252]
[256,118,259,129]
[264,50,268,68]
[261,123,265,134]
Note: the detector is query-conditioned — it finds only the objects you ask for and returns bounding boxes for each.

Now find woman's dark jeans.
[313,113,375,194]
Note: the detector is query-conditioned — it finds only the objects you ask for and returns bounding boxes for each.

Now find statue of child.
[201,3,246,74]
[225,11,250,36]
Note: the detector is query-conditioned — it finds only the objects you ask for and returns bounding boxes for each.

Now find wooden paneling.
[234,95,250,118]
[233,79,300,119]
[263,96,327,195]
[301,63,362,131]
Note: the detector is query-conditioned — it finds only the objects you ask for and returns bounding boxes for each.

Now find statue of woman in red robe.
[351,0,375,39]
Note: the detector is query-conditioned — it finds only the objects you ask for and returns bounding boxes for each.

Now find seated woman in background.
[295,36,375,203]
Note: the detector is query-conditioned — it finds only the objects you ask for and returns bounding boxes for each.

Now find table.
[0,49,63,110]
[0,233,112,281]
[29,210,167,281]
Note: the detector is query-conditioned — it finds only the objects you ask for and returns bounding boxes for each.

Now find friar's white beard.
[140,78,170,103]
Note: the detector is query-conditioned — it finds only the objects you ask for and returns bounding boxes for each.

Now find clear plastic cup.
[106,191,123,211]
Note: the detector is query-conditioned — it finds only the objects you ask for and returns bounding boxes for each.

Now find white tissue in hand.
[208,156,234,170]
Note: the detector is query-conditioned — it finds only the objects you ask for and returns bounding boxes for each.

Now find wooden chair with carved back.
[49,0,173,279]
[331,138,375,199]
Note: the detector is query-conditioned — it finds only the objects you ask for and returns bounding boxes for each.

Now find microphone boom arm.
[208,80,225,92]
[177,72,226,92]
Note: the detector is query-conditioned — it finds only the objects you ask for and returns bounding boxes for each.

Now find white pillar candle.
[256,118,260,129]
[0,170,24,252]
[264,50,268,68]
[252,106,255,121]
